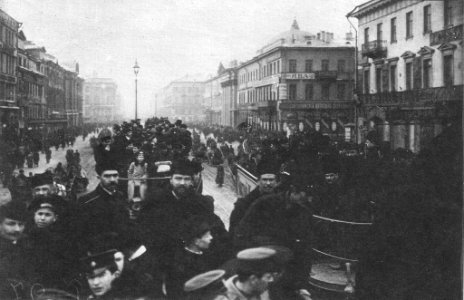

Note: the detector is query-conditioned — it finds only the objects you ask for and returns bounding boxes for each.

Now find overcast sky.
[3,0,365,119]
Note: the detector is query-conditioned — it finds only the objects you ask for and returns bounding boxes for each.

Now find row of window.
[366,1,454,44]
[288,83,346,101]
[19,81,44,99]
[0,25,16,47]
[288,59,346,73]
[363,54,454,93]
[0,81,15,100]
[238,82,348,103]
[25,105,45,120]
[0,53,15,75]
[239,59,349,84]
[238,60,281,85]
[172,86,202,94]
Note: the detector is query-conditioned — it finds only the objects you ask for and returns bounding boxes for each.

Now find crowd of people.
[0,124,97,189]
[0,116,460,300]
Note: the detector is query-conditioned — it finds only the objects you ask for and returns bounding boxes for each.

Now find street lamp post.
[346,15,359,144]
[133,60,140,121]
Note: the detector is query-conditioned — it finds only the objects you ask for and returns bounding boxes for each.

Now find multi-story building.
[0,9,19,137]
[203,62,238,126]
[157,75,205,123]
[83,78,119,123]
[348,0,463,152]
[63,63,82,127]
[236,21,356,140]
[17,31,47,131]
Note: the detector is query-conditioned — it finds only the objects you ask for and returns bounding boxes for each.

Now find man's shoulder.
[77,187,108,205]
[194,193,215,213]
[234,188,260,207]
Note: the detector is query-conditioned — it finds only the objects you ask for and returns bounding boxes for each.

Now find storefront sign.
[280,102,351,110]
[283,73,315,80]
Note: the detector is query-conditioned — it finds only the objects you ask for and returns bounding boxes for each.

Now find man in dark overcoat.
[73,161,132,254]
[138,159,229,273]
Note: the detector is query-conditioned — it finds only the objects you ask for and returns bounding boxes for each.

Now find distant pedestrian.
[209,142,224,187]
[27,152,34,168]
[45,148,52,164]
[33,151,40,168]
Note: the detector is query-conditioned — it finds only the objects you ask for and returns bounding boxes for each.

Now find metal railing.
[361,40,387,58]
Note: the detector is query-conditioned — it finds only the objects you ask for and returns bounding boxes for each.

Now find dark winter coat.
[74,184,132,253]
[228,187,263,237]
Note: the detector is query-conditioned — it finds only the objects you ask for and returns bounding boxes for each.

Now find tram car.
[234,163,371,300]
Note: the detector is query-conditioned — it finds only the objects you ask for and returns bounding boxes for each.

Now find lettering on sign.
[280,102,351,110]
[283,73,315,80]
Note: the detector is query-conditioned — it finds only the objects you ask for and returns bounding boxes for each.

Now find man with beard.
[138,159,229,277]
[74,161,132,254]
[229,161,280,239]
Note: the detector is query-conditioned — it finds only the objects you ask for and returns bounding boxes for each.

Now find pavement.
[201,162,238,229]
[15,133,100,191]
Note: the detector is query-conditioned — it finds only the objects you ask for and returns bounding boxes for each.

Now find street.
[18,134,238,226]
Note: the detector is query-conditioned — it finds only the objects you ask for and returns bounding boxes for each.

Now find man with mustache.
[74,161,131,254]
[229,161,280,239]
[138,159,229,277]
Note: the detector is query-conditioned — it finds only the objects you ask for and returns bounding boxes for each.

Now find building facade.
[157,75,205,123]
[83,78,119,123]
[236,21,356,141]
[348,0,463,152]
[0,9,19,137]
[17,31,47,131]
[63,63,82,127]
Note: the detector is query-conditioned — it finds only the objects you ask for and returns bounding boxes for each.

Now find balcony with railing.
[361,40,387,59]
[430,24,463,46]
[359,85,463,106]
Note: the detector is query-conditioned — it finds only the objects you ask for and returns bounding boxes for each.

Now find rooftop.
[258,20,352,55]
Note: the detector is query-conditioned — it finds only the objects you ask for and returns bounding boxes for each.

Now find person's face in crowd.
[170,174,193,197]
[34,208,57,228]
[99,170,119,192]
[193,173,201,187]
[258,174,277,194]
[249,272,278,295]
[132,146,139,154]
[114,251,125,272]
[12,171,19,178]
[33,184,53,197]
[289,189,311,206]
[194,230,213,250]
[101,137,112,147]
[0,218,25,241]
[136,152,144,163]
[87,267,119,297]
[325,173,339,184]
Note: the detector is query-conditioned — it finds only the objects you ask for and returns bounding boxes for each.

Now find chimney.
[322,31,326,42]
[317,32,321,40]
